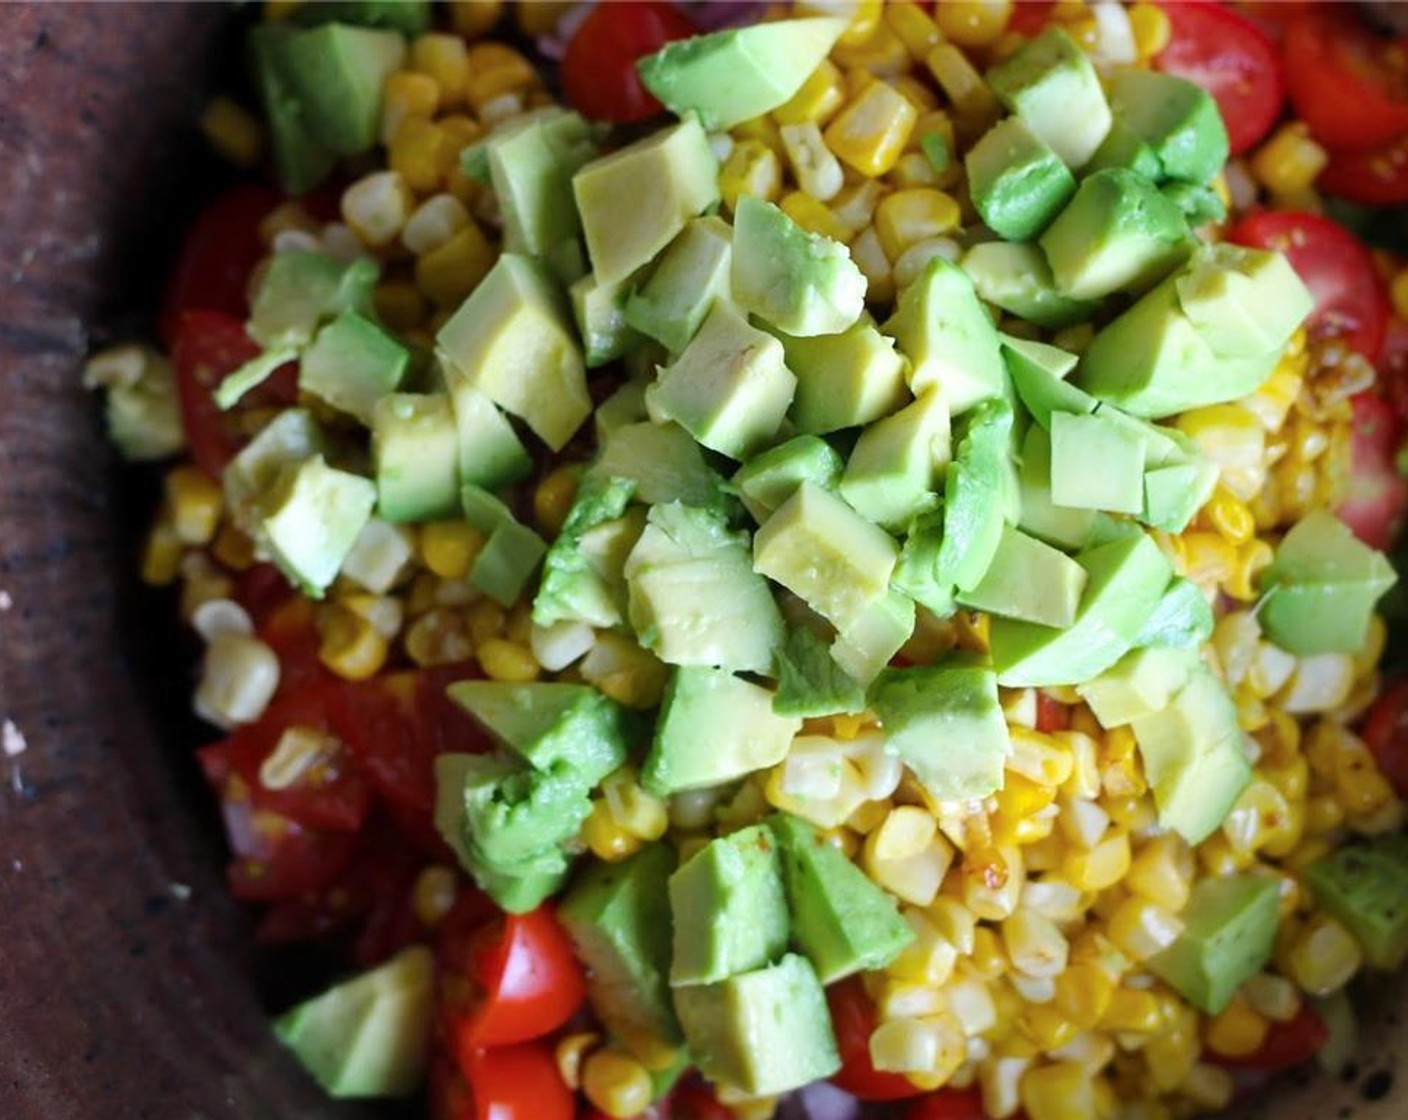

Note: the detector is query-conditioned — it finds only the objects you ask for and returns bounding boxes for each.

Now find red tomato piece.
[664,1082,733,1120]
[826,977,924,1101]
[258,596,334,700]
[904,1088,993,1120]
[1362,677,1408,798]
[1284,7,1408,154]
[216,793,359,903]
[1007,1,1055,38]
[1379,316,1408,423]
[439,897,587,1050]
[438,1042,575,1120]
[1319,132,1408,206]
[1337,392,1408,552]
[1228,210,1389,361]
[560,1,697,123]
[234,562,296,628]
[1035,692,1070,733]
[161,184,280,346]
[1155,0,1283,156]
[1216,1003,1330,1070]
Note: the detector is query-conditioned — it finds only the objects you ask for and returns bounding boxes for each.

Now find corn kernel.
[534,464,581,535]
[342,170,413,248]
[1251,122,1329,198]
[890,908,960,986]
[409,33,469,108]
[1064,829,1131,892]
[925,44,1001,138]
[831,14,909,72]
[780,120,847,201]
[415,222,495,307]
[515,0,573,36]
[412,865,459,929]
[1003,908,1070,979]
[825,81,918,177]
[405,607,473,666]
[1101,986,1161,1034]
[372,279,427,333]
[1020,1006,1078,1054]
[583,799,642,862]
[165,465,223,545]
[381,70,440,146]
[872,188,961,260]
[195,634,280,728]
[554,1031,601,1091]
[420,521,486,580]
[1128,2,1171,58]
[937,1,1013,48]
[964,844,1025,922]
[1126,834,1193,913]
[462,43,538,111]
[582,1049,652,1119]
[1205,995,1269,1059]
[864,830,955,906]
[849,225,894,303]
[199,97,264,168]
[319,604,390,681]
[780,192,854,244]
[389,117,459,194]
[774,59,847,126]
[448,0,504,39]
[477,638,540,683]
[1106,896,1184,963]
[870,1012,966,1080]
[1243,972,1301,1023]
[720,139,783,211]
[1053,963,1116,1031]
[402,193,471,257]
[885,1,942,58]
[1182,1062,1235,1113]
[1287,913,1363,995]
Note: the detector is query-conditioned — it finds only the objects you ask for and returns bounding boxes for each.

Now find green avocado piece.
[830,589,916,688]
[1076,645,1198,728]
[990,530,1172,687]
[275,23,407,155]
[213,345,301,413]
[222,408,328,531]
[1134,576,1214,650]
[1040,168,1193,301]
[259,456,376,597]
[753,481,900,632]
[936,397,1016,593]
[733,435,845,525]
[638,18,847,129]
[572,271,644,368]
[1049,411,1148,514]
[1148,874,1280,1014]
[1306,836,1408,971]
[624,502,785,675]
[1130,664,1252,843]
[643,667,802,796]
[1108,69,1229,186]
[437,254,591,452]
[985,26,1112,168]
[768,813,914,983]
[370,393,460,523]
[588,421,728,509]
[1084,117,1164,181]
[290,0,431,34]
[1001,334,1088,428]
[646,300,796,459]
[1174,242,1315,359]
[1014,424,1096,550]
[534,475,637,629]
[1142,459,1219,533]
[248,26,338,196]
[668,826,790,985]
[870,659,1011,802]
[1161,181,1226,227]
[891,507,957,620]
[625,216,733,355]
[838,389,951,533]
[1259,511,1398,655]
[966,116,1077,242]
[299,308,408,423]
[274,946,434,1099]
[459,485,549,606]
[559,845,685,1056]
[884,257,1007,415]
[772,624,867,719]
[486,109,600,261]
[732,196,866,337]
[957,524,1088,628]
[446,382,533,491]
[594,381,650,444]
[673,954,839,1096]
[248,249,378,349]
[779,315,910,434]
[574,117,720,285]
[961,241,1100,331]
[460,759,593,874]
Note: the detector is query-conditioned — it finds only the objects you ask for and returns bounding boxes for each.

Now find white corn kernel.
[1059,798,1110,849]
[191,599,254,644]
[779,121,845,201]
[260,726,341,791]
[194,635,280,729]
[341,171,413,248]
[529,619,596,671]
[1003,908,1070,979]
[402,192,471,256]
[341,518,416,595]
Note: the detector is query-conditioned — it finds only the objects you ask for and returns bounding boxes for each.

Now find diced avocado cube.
[733,435,844,525]
[275,23,407,155]
[1130,665,1252,843]
[890,508,956,620]
[299,308,408,423]
[1085,117,1164,181]
[871,660,1010,802]
[1148,874,1280,1015]
[668,826,789,985]
[884,257,1007,415]
[1174,243,1315,358]
[249,249,378,349]
[753,481,899,632]
[437,254,591,452]
[249,26,338,196]
[290,1,431,35]
[594,381,650,444]
[1001,334,1089,428]
[486,108,599,260]
[445,381,532,491]
[559,845,684,1057]
[838,389,951,533]
[1076,645,1198,728]
[259,456,376,597]
[961,241,1099,331]
[340,517,415,595]
[588,421,726,508]
[624,216,733,355]
[637,18,847,129]
[990,531,1173,687]
[222,407,329,530]
[1049,411,1147,514]
[773,625,867,719]
[936,397,1016,593]
[985,26,1112,168]
[1259,511,1397,656]
[768,813,914,982]
[534,475,637,629]
[469,856,571,915]
[830,590,916,689]
[1014,424,1096,551]
[966,116,1077,242]
[571,271,643,368]
[1142,460,1218,533]
[642,667,802,796]
[447,680,631,783]
[1108,69,1228,186]
[573,118,720,285]
[1306,836,1408,971]
[274,946,434,1099]
[1134,576,1214,650]
[460,485,549,606]
[780,315,910,434]
[731,196,865,338]
[370,393,460,523]
[1040,169,1192,301]
[624,503,785,675]
[1161,181,1226,227]
[214,346,301,412]
[957,524,1088,628]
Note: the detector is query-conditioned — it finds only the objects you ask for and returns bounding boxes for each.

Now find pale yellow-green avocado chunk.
[673,953,840,1096]
[637,18,847,130]
[436,253,590,451]
[1131,664,1252,844]
[259,455,376,597]
[754,481,899,632]
[572,117,720,284]
[1175,242,1315,357]
[1076,645,1198,728]
[957,524,1088,629]
[646,301,796,459]
[731,195,866,338]
[1049,411,1147,514]
[780,315,909,434]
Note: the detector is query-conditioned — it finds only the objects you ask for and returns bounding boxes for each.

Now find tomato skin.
[826,977,925,1101]
[560,1,697,123]
[1284,8,1408,154]
[904,1088,993,1120]
[214,791,359,903]
[438,1042,576,1120]
[1337,392,1408,552]
[1007,1,1054,38]
[1362,677,1408,798]
[1155,0,1283,156]
[258,596,334,700]
[665,1082,733,1120]
[1319,132,1408,206]
[1228,211,1389,362]
[1216,1003,1329,1070]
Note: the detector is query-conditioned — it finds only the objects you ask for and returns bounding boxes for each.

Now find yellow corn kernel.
[412,865,459,929]
[165,465,223,546]
[924,44,1001,136]
[1063,829,1131,892]
[402,193,472,257]
[774,59,847,126]
[1002,908,1069,979]
[780,192,853,243]
[409,33,470,108]
[211,524,255,573]
[419,521,486,580]
[380,70,440,146]
[825,81,918,177]
[342,170,413,248]
[533,465,580,536]
[1251,122,1329,198]
[602,768,670,842]
[582,633,670,711]
[1020,1005,1078,1053]
[1008,727,1075,787]
[1205,996,1270,1059]
[993,773,1057,821]
[462,43,538,111]
[780,120,846,200]
[832,15,909,73]
[199,97,264,168]
[1205,487,1255,545]
[849,798,892,835]
[319,605,390,681]
[864,830,955,906]
[733,114,785,155]
[1019,1061,1100,1120]
[583,800,643,862]
[888,151,941,190]
[937,1,1014,47]
[870,1011,966,1080]
[141,519,184,587]
[1105,896,1184,962]
[477,638,541,683]
[720,139,783,211]
[406,607,474,666]
[974,932,1010,987]
[873,805,937,861]
[886,1,942,59]
[1053,963,1116,1030]
[890,907,960,985]
[439,112,485,153]
[1101,987,1162,1034]
[1355,613,1389,679]
[1243,972,1302,1023]
[389,117,459,194]
[1287,913,1363,995]
[1336,741,1396,815]
[415,223,495,307]
[850,225,895,303]
[1126,834,1193,913]
[447,0,504,38]
[1390,268,1408,323]
[1306,793,1345,834]
[582,1049,652,1120]
[873,188,961,259]
[515,0,573,36]
[893,75,939,114]
[1129,2,1171,58]
[554,1031,601,1091]
[374,280,428,333]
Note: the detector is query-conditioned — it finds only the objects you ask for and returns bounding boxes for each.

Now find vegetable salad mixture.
[87,2,1408,1119]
